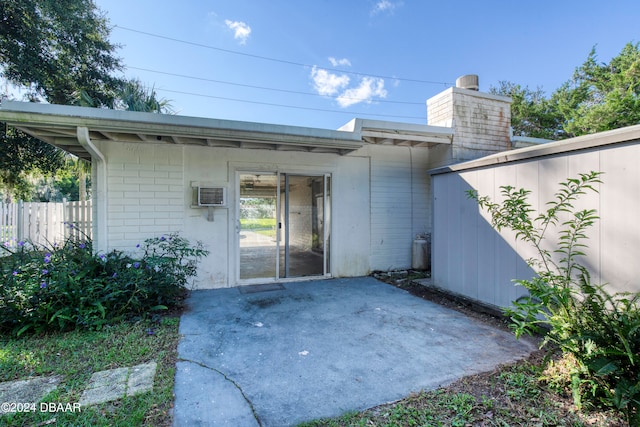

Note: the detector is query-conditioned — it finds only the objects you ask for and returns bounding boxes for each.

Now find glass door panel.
[324,175,331,275]
[238,172,330,281]
[239,173,279,280]
[281,175,327,278]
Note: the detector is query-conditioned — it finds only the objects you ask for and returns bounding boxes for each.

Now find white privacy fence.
[0,200,92,248]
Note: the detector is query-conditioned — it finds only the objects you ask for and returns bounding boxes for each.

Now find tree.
[0,0,123,106]
[0,1,174,201]
[492,42,640,140]
[74,78,175,114]
[116,79,175,114]
[553,43,640,137]
[490,82,564,139]
[0,125,65,201]
[0,0,123,201]
[71,80,174,202]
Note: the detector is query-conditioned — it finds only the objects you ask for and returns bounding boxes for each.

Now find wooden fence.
[0,200,92,248]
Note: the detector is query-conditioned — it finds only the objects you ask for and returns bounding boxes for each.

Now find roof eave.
[341,118,453,147]
[0,101,364,158]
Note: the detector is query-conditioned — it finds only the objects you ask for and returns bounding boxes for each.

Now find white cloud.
[225,19,251,44]
[328,57,352,67]
[336,77,387,108]
[371,0,401,15]
[310,66,350,96]
[311,60,387,108]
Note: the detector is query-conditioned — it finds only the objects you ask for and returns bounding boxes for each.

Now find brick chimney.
[427,75,512,162]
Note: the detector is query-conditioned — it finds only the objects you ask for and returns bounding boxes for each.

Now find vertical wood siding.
[369,145,431,271]
[432,139,640,309]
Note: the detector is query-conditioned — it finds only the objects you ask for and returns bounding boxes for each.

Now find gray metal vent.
[198,187,226,207]
[456,74,479,91]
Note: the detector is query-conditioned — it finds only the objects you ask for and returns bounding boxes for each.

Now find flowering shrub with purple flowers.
[0,233,208,336]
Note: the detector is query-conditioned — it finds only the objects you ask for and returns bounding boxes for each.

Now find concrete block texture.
[0,376,62,414]
[79,362,157,407]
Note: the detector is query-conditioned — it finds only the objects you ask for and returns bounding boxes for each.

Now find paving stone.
[88,367,130,389]
[79,362,157,407]
[79,367,128,407]
[1,362,157,412]
[126,362,157,397]
[0,376,62,415]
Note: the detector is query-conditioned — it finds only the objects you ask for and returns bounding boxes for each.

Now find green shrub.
[468,171,640,425]
[0,233,208,336]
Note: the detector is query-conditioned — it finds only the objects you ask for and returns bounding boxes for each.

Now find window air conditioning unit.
[198,186,226,207]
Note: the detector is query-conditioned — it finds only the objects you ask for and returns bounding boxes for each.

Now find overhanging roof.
[0,102,453,161]
[0,101,364,160]
[339,118,453,147]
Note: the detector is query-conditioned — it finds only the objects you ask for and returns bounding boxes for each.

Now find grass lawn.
[0,317,180,427]
[241,218,277,238]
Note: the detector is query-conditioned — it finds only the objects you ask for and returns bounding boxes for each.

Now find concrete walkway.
[173,277,537,426]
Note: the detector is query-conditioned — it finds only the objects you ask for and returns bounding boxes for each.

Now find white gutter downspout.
[77,127,108,253]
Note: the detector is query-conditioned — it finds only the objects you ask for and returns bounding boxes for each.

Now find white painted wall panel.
[183,147,371,288]
[444,174,463,295]
[369,145,432,271]
[432,169,449,289]
[566,151,602,284]
[432,139,640,309]
[599,144,640,293]
[472,165,497,300]
[458,170,479,301]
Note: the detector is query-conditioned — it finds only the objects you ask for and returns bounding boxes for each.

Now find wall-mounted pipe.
[76,126,108,252]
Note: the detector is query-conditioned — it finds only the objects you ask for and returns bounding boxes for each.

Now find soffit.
[0,101,364,161]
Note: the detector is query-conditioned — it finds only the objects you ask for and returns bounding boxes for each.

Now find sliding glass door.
[239,172,330,281]
[239,173,279,280]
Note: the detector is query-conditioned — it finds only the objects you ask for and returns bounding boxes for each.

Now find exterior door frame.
[235,170,331,285]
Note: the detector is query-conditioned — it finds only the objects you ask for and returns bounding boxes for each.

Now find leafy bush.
[468,171,640,425]
[0,233,208,336]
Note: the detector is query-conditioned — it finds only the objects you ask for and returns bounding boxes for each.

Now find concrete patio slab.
[173,277,537,426]
[175,361,259,426]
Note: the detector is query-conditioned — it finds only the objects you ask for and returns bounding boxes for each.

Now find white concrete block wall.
[96,138,432,288]
[100,141,185,251]
[426,95,453,127]
[288,177,313,251]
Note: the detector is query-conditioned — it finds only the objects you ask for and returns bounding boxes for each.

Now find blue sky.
[92,0,639,130]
